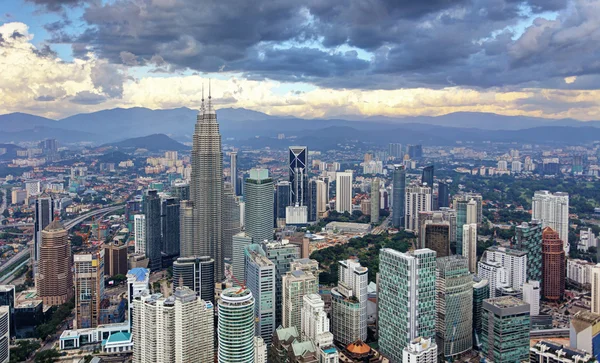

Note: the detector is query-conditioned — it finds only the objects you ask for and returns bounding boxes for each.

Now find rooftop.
[486,296,528,309]
[127,268,149,282]
[572,311,600,325]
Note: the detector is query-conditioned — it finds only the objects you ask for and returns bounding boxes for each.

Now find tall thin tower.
[190,87,224,280]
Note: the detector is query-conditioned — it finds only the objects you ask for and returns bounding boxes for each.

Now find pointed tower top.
[206,78,216,116]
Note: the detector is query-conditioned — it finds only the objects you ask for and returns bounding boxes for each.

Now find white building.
[132,287,214,363]
[405,185,432,232]
[532,190,570,253]
[478,255,509,299]
[462,224,478,274]
[497,160,508,171]
[336,171,353,213]
[133,215,146,255]
[592,265,600,314]
[315,179,328,219]
[567,259,595,285]
[25,180,41,197]
[363,160,383,175]
[579,228,596,252]
[482,246,527,291]
[254,336,267,363]
[331,259,368,345]
[511,160,522,173]
[286,205,308,225]
[402,337,438,363]
[522,280,541,316]
[301,294,339,363]
[126,268,150,327]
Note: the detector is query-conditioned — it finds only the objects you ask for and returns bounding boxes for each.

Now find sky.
[1,0,600,120]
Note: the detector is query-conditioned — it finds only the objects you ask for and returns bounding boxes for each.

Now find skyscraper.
[462,223,478,273]
[222,183,241,261]
[133,287,214,363]
[126,268,150,330]
[335,171,353,213]
[190,93,224,280]
[0,306,8,363]
[515,220,543,283]
[218,287,255,363]
[282,267,318,330]
[523,280,541,316]
[230,151,238,196]
[34,196,54,274]
[422,165,434,188]
[542,227,565,301]
[405,184,432,231]
[420,217,451,258]
[171,181,190,201]
[532,191,570,253]
[408,144,423,159]
[38,219,73,306]
[301,294,339,362]
[435,256,473,358]
[392,165,406,228]
[593,266,600,314]
[161,197,180,258]
[74,249,105,329]
[481,297,530,363]
[245,169,274,244]
[371,178,380,223]
[178,200,194,257]
[0,286,15,337]
[378,248,437,362]
[388,143,403,159]
[308,179,318,222]
[275,181,291,226]
[437,182,449,209]
[232,232,253,280]
[472,277,489,345]
[144,189,162,271]
[134,214,146,255]
[172,256,215,304]
[454,197,477,255]
[245,244,276,344]
[331,259,368,345]
[289,146,308,207]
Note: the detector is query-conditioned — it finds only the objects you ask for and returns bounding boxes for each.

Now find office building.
[408,144,423,159]
[0,286,15,337]
[478,254,508,299]
[593,265,600,314]
[255,337,267,363]
[362,198,371,215]
[133,287,214,363]
[222,183,241,261]
[282,267,318,330]
[171,181,190,201]
[454,197,478,255]
[532,191,570,252]
[335,171,353,213]
[308,179,318,222]
[570,311,600,361]
[462,223,478,273]
[481,297,530,363]
[0,307,7,363]
[34,196,54,271]
[515,220,543,283]
[420,218,451,257]
[232,232,253,281]
[301,294,339,362]
[74,249,105,329]
[190,95,224,281]
[438,182,449,209]
[172,256,215,304]
[289,146,309,208]
[405,184,432,231]
[178,200,194,257]
[422,165,434,188]
[530,340,595,363]
[542,227,565,301]
[245,169,274,243]
[378,248,437,362]
[126,268,150,328]
[391,165,406,228]
[161,197,180,257]
[275,181,291,225]
[134,214,146,255]
[436,256,473,358]
[522,280,541,316]
[331,260,368,345]
[371,178,380,223]
[403,337,437,363]
[144,189,162,271]
[230,151,238,196]
[262,240,300,328]
[389,143,403,158]
[245,244,276,344]
[38,219,73,306]
[218,287,255,363]
[104,241,128,277]
[472,277,489,341]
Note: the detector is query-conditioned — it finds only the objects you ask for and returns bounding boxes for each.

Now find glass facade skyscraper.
[245,169,274,244]
[161,197,180,258]
[392,165,406,228]
[481,296,530,363]
[172,256,215,304]
[218,287,256,363]
[515,220,543,283]
[289,146,308,207]
[144,189,162,271]
[244,244,276,344]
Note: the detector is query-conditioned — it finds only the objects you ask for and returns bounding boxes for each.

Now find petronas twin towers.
[186,91,224,280]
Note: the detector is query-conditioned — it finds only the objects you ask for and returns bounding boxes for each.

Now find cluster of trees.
[10,340,41,363]
[311,231,415,284]
[35,298,75,340]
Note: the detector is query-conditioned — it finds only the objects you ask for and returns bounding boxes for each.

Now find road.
[372,215,392,235]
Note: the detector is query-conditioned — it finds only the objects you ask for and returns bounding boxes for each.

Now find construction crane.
[230,273,246,294]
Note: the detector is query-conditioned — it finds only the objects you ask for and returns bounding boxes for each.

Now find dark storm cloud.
[26,0,92,12]
[70,91,107,105]
[41,0,599,90]
[32,44,58,58]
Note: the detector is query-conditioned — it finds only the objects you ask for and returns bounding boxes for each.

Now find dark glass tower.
[438,182,449,209]
[275,181,291,220]
[408,144,423,159]
[34,196,54,265]
[308,179,318,222]
[161,197,180,258]
[172,256,215,304]
[392,165,406,228]
[145,189,162,271]
[289,146,308,207]
[422,165,434,188]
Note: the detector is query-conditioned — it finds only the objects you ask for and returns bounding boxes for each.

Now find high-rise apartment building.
[34,196,54,271]
[435,256,473,358]
[74,249,105,329]
[405,184,432,231]
[144,189,162,271]
[515,220,543,283]
[542,227,565,301]
[38,219,73,306]
[371,178,380,223]
[481,297,530,363]
[388,143,403,159]
[161,197,180,258]
[335,171,353,213]
[218,287,255,363]
[126,268,150,329]
[0,307,8,363]
[331,259,368,345]
[301,294,339,362]
[190,95,224,280]
[282,266,318,330]
[245,168,274,243]
[134,214,146,254]
[403,337,437,363]
[289,146,309,207]
[392,165,406,228]
[378,248,437,362]
[222,183,241,261]
[523,280,541,316]
[462,223,478,273]
[532,191,570,252]
[172,256,215,304]
[477,254,508,299]
[133,287,214,363]
[245,244,276,344]
[262,240,300,328]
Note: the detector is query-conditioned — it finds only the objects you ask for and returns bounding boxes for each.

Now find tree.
[34,349,60,363]
[70,235,84,247]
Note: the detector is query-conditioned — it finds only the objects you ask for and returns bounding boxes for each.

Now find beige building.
[38,220,73,306]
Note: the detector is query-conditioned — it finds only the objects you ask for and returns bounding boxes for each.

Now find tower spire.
[206,79,215,115]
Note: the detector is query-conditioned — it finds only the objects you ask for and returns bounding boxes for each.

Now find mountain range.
[1,107,600,146]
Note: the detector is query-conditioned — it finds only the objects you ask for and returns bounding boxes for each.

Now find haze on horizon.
[1,0,600,121]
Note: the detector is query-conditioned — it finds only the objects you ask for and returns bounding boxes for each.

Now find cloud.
[25,0,91,12]
[70,91,107,104]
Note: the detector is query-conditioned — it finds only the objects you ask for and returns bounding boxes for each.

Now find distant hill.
[0,112,57,132]
[102,134,189,152]
[0,143,25,161]
[0,126,98,143]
